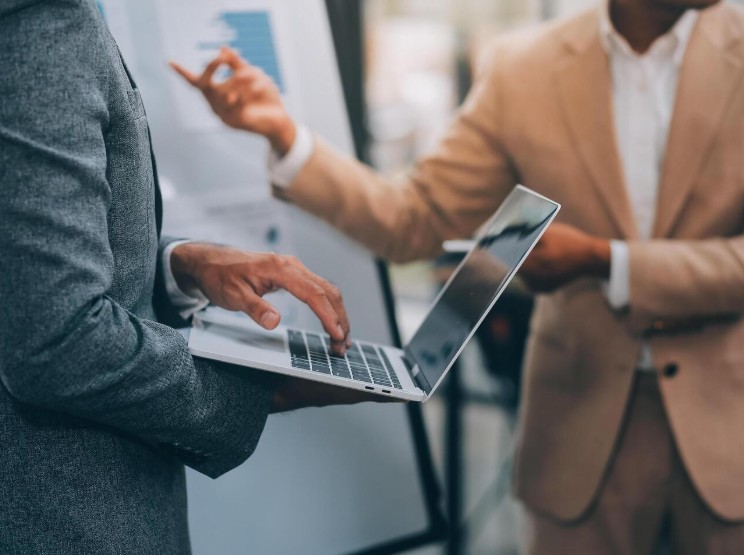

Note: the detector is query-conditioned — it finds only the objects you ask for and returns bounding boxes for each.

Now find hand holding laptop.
[171,242,351,356]
[518,223,611,293]
[271,376,400,413]
[189,187,561,403]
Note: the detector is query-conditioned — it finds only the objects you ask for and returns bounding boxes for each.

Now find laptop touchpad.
[203,321,287,354]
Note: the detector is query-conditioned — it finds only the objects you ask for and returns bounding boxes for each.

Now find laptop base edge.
[190,345,427,403]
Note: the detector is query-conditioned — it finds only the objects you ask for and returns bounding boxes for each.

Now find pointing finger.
[169,61,200,87]
[271,262,348,353]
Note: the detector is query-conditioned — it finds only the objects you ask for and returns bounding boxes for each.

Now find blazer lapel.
[555,29,638,240]
[654,6,744,237]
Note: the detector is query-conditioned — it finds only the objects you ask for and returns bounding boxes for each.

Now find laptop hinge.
[402,353,432,394]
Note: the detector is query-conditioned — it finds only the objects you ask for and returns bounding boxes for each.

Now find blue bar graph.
[199,11,285,92]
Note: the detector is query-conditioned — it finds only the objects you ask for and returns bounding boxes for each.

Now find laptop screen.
[404,186,559,394]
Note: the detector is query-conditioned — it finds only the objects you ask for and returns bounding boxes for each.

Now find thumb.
[240,290,282,330]
[221,46,250,71]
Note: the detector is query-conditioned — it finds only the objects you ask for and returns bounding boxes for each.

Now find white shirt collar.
[599,3,699,65]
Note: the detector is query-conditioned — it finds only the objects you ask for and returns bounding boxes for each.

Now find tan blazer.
[275,2,744,522]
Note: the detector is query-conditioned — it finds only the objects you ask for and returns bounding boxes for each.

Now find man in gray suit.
[0,1,372,553]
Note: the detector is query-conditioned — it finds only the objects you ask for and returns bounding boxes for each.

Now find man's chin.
[650,0,721,11]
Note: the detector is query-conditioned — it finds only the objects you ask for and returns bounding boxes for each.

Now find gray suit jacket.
[0,1,273,553]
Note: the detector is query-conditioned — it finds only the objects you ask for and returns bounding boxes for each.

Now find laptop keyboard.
[288,330,402,390]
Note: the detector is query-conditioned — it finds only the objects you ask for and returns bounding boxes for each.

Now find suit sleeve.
[273,43,519,263]
[0,3,272,479]
[153,236,210,329]
[627,237,744,325]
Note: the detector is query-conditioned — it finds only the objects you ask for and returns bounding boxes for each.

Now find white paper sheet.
[97,0,137,65]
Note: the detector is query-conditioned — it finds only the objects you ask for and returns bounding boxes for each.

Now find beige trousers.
[526,374,744,555]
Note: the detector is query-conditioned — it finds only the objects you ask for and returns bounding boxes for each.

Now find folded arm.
[626,237,744,328]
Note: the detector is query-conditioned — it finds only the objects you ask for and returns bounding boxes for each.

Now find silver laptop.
[189,185,560,402]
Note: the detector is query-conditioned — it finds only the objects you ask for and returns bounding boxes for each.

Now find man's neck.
[610,0,687,53]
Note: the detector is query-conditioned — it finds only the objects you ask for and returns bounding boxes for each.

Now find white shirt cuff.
[604,240,631,310]
[162,240,210,320]
[268,125,314,188]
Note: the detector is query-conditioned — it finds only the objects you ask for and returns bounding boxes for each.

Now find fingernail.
[346,338,352,348]
[261,311,280,328]
[337,325,344,340]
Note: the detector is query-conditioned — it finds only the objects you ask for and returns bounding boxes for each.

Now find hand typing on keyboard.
[288,331,402,390]
[170,243,351,355]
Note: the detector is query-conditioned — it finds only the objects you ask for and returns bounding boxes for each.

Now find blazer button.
[663,363,679,378]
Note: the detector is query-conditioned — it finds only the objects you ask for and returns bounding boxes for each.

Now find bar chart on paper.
[156,0,290,131]
[197,11,284,92]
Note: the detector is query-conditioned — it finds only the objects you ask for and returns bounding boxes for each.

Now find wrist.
[171,242,207,293]
[271,391,288,414]
[271,385,297,414]
[270,118,297,157]
[585,238,611,279]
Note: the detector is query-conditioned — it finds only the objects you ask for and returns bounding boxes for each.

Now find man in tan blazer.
[173,0,744,551]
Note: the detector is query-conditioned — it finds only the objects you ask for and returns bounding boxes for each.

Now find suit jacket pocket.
[525,332,581,391]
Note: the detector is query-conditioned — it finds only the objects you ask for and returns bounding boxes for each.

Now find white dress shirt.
[265,7,699,369]
[163,240,210,320]
[601,7,698,369]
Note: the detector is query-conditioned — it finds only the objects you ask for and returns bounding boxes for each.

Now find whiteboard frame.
[324,1,447,553]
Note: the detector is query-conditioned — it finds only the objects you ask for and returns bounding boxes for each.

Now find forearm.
[628,237,744,323]
[0,201,273,478]
[275,138,453,262]
[0,297,272,477]
[275,132,518,264]
[273,50,518,263]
